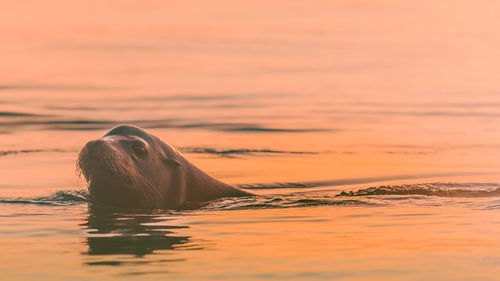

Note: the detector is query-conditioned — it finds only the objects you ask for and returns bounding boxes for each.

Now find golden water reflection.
[78,203,500,279]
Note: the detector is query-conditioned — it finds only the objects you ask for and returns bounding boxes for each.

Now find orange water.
[1,1,500,280]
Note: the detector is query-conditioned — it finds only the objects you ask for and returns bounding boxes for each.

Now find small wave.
[322,109,500,118]
[238,182,313,189]
[0,149,68,157]
[1,120,327,133]
[203,195,372,210]
[0,112,42,117]
[0,84,110,91]
[237,173,466,190]
[338,183,500,198]
[0,190,88,206]
[3,183,500,209]
[182,147,316,157]
[174,122,327,133]
[225,127,327,133]
[130,94,241,101]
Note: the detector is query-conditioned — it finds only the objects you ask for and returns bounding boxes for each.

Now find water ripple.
[0,190,88,206]
[0,149,68,157]
[1,183,500,209]
[0,120,327,133]
[338,183,500,198]
[182,147,317,157]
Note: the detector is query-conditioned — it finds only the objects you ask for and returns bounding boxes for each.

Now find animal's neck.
[182,160,250,204]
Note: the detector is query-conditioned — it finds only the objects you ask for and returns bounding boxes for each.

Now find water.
[1,0,500,280]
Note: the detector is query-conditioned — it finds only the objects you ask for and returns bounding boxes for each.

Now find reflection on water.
[82,205,193,259]
[71,201,500,279]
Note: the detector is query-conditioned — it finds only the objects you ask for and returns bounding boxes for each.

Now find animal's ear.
[163,157,181,167]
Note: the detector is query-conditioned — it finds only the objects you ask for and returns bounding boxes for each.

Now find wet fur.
[77,125,252,209]
[77,139,162,205]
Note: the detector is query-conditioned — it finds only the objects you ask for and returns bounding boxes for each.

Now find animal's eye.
[132,144,147,157]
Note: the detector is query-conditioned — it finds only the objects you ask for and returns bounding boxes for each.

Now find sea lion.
[77,124,252,209]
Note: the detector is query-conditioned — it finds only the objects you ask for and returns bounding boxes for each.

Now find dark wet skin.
[77,125,252,209]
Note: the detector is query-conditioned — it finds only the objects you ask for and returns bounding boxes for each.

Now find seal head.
[77,125,251,209]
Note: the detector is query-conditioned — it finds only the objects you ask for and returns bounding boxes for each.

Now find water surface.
[1,0,500,280]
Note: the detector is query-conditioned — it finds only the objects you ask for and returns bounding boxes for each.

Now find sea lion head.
[77,125,182,208]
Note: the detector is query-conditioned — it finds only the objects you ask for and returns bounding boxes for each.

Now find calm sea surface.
[1,1,500,280]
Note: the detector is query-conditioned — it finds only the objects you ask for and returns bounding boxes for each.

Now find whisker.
[76,140,165,207]
[134,173,162,202]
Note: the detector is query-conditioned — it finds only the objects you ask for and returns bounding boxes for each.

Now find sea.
[1,1,499,280]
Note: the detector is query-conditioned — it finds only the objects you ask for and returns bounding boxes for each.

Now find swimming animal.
[77,125,252,209]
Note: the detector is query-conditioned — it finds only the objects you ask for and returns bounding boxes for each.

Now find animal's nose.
[85,139,108,153]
